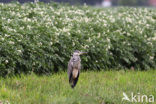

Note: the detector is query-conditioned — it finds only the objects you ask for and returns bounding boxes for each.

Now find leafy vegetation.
[0,2,156,76]
[0,70,155,104]
[117,0,147,6]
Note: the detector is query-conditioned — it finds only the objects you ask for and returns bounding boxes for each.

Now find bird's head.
[73,50,87,56]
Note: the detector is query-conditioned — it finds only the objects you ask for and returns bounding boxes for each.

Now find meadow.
[0,70,156,104]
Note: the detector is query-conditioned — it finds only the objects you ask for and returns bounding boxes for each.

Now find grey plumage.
[67,50,87,88]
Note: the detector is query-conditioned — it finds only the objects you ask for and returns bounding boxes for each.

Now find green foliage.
[0,71,156,103]
[0,2,156,75]
[118,0,147,6]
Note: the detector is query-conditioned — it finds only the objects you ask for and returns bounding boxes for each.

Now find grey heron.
[67,50,87,88]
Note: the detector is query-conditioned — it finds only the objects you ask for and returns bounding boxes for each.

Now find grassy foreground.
[0,70,155,104]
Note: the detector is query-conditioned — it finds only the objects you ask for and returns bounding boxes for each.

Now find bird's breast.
[72,69,78,79]
[73,61,80,68]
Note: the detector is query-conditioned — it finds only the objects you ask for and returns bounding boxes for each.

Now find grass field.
[0,70,155,104]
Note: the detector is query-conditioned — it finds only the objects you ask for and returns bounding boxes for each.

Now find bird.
[67,50,87,88]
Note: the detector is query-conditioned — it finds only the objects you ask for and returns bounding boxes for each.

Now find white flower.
[106,38,110,43]
[17,50,22,53]
[7,19,11,23]
[1,38,4,41]
[97,33,101,38]
[20,27,24,30]
[126,17,132,23]
[108,45,110,49]
[9,41,15,45]
[50,42,53,45]
[38,42,42,46]
[152,33,156,40]
[127,33,131,36]
[5,60,9,64]
[150,56,154,60]
[88,37,91,42]
[84,17,90,22]
[18,40,22,42]
[27,25,31,30]
[72,42,75,46]
[5,34,9,37]
[62,28,69,32]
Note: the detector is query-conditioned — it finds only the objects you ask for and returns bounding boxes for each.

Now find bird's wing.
[78,61,81,73]
[67,59,73,78]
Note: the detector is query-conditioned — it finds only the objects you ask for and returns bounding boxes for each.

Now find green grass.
[0,70,155,104]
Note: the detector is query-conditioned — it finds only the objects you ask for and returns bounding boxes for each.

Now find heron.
[67,50,87,88]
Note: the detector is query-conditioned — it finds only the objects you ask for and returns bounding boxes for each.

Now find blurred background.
[0,0,156,7]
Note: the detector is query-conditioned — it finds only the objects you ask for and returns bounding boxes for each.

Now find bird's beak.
[79,52,87,55]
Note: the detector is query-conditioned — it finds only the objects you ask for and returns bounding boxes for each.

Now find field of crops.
[0,2,156,76]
